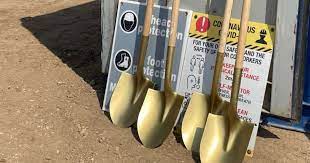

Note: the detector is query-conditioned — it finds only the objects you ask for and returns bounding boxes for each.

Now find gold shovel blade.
[181,92,210,153]
[110,72,154,128]
[200,103,254,163]
[137,89,184,148]
[181,93,229,153]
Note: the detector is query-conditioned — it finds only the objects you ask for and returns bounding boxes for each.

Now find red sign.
[196,16,210,33]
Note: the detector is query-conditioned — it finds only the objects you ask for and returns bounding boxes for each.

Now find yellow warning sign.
[189,12,276,52]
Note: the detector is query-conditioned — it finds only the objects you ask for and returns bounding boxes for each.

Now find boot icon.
[114,50,132,72]
[117,53,130,69]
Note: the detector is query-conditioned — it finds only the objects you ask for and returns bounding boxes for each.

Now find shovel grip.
[168,0,180,47]
[143,0,155,36]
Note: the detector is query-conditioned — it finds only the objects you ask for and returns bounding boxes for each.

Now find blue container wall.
[304,14,310,103]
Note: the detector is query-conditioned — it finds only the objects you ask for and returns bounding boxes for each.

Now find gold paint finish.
[181,92,210,153]
[137,48,184,148]
[199,0,254,162]
[109,0,155,128]
[181,52,225,153]
[137,0,184,148]
[181,0,234,153]
[200,104,254,163]
[200,68,254,163]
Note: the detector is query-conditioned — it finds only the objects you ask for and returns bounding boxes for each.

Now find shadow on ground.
[257,126,280,139]
[20,0,107,109]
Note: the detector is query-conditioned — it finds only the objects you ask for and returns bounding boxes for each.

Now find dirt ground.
[0,0,309,162]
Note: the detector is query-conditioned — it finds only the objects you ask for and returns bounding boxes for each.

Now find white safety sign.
[176,12,275,154]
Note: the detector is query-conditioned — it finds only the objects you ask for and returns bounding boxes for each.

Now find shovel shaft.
[231,0,251,108]
[165,0,180,91]
[165,47,175,91]
[218,0,234,54]
[142,0,154,36]
[137,36,149,77]
[210,0,234,110]
[235,0,251,69]
[137,0,154,77]
[168,0,180,47]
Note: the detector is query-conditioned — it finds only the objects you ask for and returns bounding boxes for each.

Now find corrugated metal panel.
[305,9,310,104]
[270,0,299,118]
[101,0,118,74]
[172,0,277,25]
[291,0,309,121]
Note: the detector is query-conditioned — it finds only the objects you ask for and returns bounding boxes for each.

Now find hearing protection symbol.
[114,50,132,72]
[120,11,138,33]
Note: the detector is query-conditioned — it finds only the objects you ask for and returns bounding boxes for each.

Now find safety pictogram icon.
[120,11,138,33]
[195,15,210,33]
[114,50,132,72]
[256,29,267,45]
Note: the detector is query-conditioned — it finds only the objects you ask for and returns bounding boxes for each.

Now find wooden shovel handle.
[230,0,251,108]
[210,0,234,110]
[164,0,180,92]
[143,0,155,36]
[235,0,251,69]
[168,0,180,47]
[137,0,155,77]
[218,0,234,53]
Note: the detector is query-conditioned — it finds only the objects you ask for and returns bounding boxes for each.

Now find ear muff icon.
[122,12,136,32]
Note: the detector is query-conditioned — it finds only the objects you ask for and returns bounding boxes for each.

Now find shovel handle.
[137,0,155,77]
[210,0,234,106]
[231,0,251,108]
[235,0,251,69]
[168,0,180,47]
[164,0,180,91]
[143,0,155,36]
[218,0,234,53]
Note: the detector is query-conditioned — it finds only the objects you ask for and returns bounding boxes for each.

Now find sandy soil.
[0,0,309,162]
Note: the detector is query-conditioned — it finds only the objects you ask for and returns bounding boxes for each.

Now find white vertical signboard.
[176,12,275,154]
